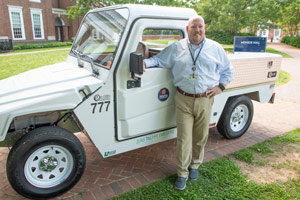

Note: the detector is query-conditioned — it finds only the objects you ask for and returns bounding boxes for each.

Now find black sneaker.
[189,168,199,180]
[174,177,188,190]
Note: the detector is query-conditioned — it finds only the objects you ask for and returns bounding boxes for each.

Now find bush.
[13,41,72,50]
[206,31,255,44]
[282,36,300,48]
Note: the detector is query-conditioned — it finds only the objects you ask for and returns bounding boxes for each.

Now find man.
[143,15,234,190]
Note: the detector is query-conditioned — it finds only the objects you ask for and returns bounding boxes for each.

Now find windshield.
[71,8,129,69]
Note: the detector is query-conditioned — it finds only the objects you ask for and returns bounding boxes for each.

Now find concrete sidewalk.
[0,43,299,200]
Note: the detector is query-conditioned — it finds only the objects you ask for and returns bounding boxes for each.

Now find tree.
[280,0,300,36]
[193,0,285,35]
[194,0,255,35]
[67,0,189,21]
[248,0,282,35]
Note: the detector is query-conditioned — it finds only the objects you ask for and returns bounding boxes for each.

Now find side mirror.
[129,52,143,75]
[128,52,143,89]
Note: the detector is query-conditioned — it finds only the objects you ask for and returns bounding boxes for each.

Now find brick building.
[0,0,82,44]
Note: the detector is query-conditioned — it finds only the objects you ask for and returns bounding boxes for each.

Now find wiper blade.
[72,49,99,76]
[84,54,99,76]
[72,49,84,68]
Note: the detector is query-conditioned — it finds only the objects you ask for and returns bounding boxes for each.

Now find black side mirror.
[129,52,143,75]
[128,52,143,89]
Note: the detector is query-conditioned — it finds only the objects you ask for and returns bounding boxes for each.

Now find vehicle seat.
[136,42,149,59]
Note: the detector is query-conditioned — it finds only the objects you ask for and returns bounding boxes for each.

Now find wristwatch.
[218,83,225,91]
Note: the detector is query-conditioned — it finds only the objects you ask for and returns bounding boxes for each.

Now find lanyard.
[188,39,206,66]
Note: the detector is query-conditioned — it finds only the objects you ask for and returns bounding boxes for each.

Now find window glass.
[32,14,42,38]
[139,29,183,57]
[72,8,129,69]
[31,9,44,39]
[10,11,24,39]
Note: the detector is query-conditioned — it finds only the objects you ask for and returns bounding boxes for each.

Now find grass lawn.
[276,70,291,87]
[112,128,300,200]
[0,49,70,80]
[10,46,71,54]
[224,47,292,58]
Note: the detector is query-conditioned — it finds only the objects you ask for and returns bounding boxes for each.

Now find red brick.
[118,179,133,193]
[89,186,106,200]
[126,176,142,189]
[100,185,115,199]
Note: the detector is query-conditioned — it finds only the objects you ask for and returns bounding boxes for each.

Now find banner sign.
[234,36,267,53]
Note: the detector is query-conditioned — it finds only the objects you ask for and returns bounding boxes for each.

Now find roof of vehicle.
[88,4,197,21]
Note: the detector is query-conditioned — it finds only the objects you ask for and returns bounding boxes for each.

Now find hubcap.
[40,156,58,172]
[24,145,74,188]
[230,104,249,132]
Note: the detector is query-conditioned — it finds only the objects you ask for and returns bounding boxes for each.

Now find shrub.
[282,36,300,48]
[13,41,72,50]
[206,31,255,44]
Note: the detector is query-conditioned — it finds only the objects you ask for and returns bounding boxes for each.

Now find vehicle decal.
[158,88,169,102]
[136,130,174,144]
[104,150,116,157]
[267,71,277,78]
[91,94,111,114]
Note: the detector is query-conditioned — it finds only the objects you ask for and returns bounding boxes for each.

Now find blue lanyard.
[188,39,206,66]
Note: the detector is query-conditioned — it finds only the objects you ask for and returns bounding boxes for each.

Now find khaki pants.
[175,91,214,177]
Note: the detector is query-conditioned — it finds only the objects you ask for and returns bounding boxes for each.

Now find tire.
[217,95,253,139]
[6,126,86,199]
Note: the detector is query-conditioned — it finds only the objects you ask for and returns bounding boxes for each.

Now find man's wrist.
[218,83,225,91]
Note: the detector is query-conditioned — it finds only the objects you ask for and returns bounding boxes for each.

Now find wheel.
[6,126,86,199]
[217,95,253,139]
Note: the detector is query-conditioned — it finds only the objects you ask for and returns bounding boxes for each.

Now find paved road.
[0,42,299,200]
[268,42,300,103]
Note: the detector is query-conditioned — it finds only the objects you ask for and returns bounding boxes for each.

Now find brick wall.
[1,0,81,44]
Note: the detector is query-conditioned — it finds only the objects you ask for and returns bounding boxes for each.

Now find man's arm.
[206,47,234,98]
[143,43,177,72]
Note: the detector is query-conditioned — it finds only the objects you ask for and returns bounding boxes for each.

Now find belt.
[177,87,206,98]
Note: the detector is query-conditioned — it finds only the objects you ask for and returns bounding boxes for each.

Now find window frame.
[29,0,41,3]
[8,6,26,40]
[30,8,45,40]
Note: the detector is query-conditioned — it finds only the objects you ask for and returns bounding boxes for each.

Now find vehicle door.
[115,18,187,141]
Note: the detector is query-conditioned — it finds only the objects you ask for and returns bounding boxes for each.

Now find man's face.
[186,17,205,46]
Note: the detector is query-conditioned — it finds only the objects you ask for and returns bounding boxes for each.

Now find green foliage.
[276,70,291,87]
[13,42,72,50]
[233,150,254,163]
[67,0,299,41]
[194,0,281,35]
[113,157,300,200]
[113,129,300,200]
[271,128,300,145]
[282,36,300,48]
[67,0,191,20]
[279,0,300,36]
[206,31,254,44]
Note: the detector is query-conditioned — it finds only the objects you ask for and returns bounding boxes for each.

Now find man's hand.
[143,61,146,72]
[206,86,222,98]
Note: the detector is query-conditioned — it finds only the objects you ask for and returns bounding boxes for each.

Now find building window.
[30,8,44,39]
[8,6,26,40]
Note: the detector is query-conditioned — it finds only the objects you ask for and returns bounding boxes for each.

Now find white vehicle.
[0,4,281,199]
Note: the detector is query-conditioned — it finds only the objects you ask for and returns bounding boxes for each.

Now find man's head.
[186,15,206,46]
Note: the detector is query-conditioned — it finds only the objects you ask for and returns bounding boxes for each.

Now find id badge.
[189,74,198,80]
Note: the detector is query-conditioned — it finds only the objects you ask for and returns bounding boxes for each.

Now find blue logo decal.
[158,88,169,102]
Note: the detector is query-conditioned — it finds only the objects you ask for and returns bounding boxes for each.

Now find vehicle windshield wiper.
[72,49,84,68]
[72,49,99,76]
[84,54,99,76]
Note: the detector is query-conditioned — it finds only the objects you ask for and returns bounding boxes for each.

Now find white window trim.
[30,0,41,3]
[30,8,45,40]
[8,6,26,40]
